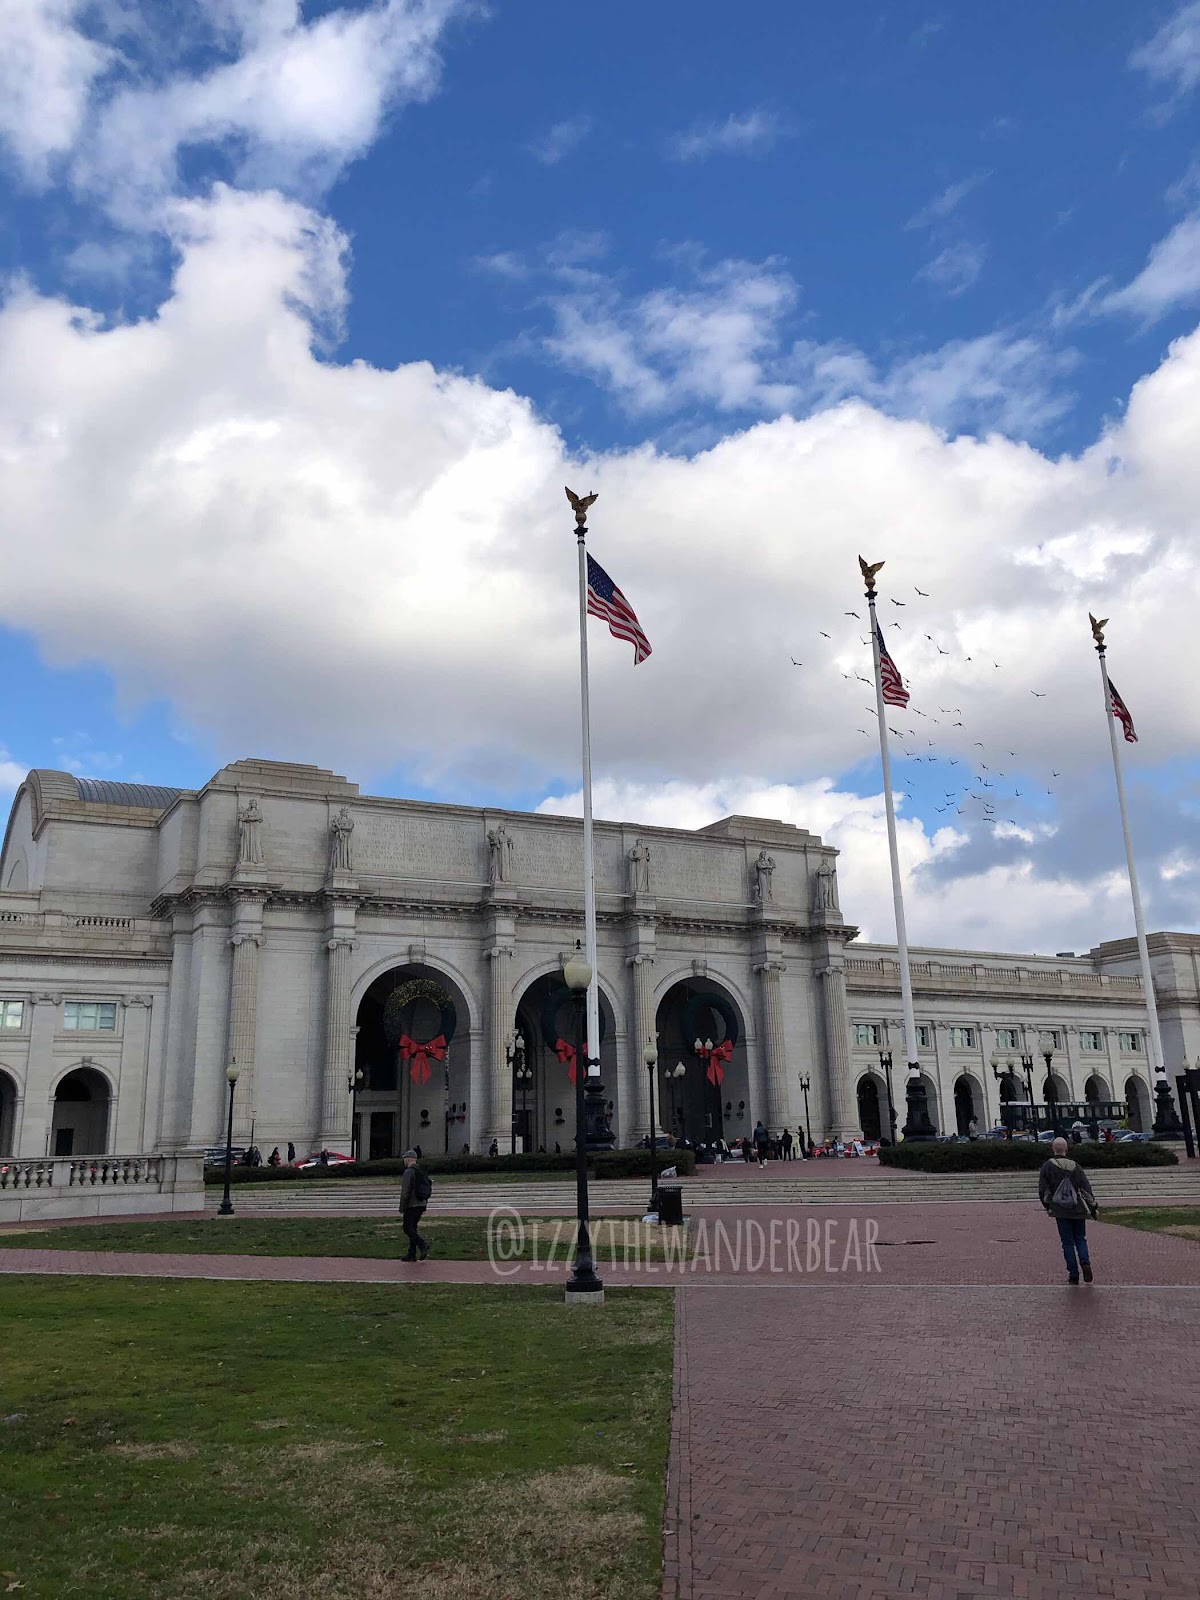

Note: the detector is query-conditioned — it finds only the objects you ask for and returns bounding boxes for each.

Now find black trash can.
[657,1184,684,1226]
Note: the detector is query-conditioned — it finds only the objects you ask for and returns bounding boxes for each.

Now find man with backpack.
[399,1149,432,1262]
[1039,1136,1099,1284]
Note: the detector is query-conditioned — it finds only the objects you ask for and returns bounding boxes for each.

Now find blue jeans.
[1056,1216,1090,1276]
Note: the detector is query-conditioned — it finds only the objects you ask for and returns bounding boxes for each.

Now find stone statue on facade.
[236,798,264,867]
[814,858,838,913]
[487,824,515,886]
[329,807,354,873]
[752,848,775,904]
[627,837,652,894]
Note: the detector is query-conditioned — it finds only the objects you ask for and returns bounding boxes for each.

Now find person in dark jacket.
[752,1120,770,1168]
[399,1150,430,1262]
[1039,1136,1099,1284]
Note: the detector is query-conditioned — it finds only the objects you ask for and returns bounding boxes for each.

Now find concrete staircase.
[214,1164,1200,1215]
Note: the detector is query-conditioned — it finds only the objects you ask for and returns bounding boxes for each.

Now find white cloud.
[0,0,113,184]
[0,187,1199,947]
[666,109,790,163]
[528,114,592,166]
[1100,211,1200,322]
[0,753,26,800]
[905,172,989,231]
[0,0,466,217]
[917,240,986,296]
[1131,1,1200,102]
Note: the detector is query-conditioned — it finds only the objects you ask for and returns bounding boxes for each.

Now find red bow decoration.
[399,1033,446,1085]
[696,1039,733,1086]
[555,1037,590,1085]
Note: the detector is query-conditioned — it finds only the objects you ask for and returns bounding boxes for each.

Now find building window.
[995,1027,1019,1050]
[63,1001,117,1032]
[917,1024,932,1049]
[949,1027,976,1049]
[1039,1030,1062,1051]
[1079,1030,1102,1052]
[1118,1031,1142,1052]
[853,1023,882,1048]
[0,1000,23,1029]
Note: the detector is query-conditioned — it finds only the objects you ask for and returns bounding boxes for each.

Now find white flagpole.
[861,557,934,1137]
[1090,615,1173,1126]
[571,494,601,1072]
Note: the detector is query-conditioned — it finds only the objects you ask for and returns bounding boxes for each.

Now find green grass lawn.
[1102,1206,1200,1238]
[5,1215,680,1262]
[0,1278,674,1599]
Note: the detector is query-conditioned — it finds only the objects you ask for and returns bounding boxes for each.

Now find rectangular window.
[995,1027,1019,1050]
[1118,1031,1142,1052]
[917,1025,932,1049]
[1079,1030,1102,1052]
[853,1023,881,1048]
[0,1000,23,1028]
[949,1027,976,1049]
[1038,1030,1062,1051]
[63,1001,117,1032]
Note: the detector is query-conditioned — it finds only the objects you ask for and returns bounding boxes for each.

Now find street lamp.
[563,942,603,1304]
[347,1066,364,1162]
[643,1042,659,1213]
[798,1072,813,1153]
[991,1055,1020,1138]
[217,1059,239,1217]
[506,1030,530,1151]
[1043,1049,1059,1130]
[877,1050,898,1144]
[1019,1053,1037,1142]
[669,1061,687,1136]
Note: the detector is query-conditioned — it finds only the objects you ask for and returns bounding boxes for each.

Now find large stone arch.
[953,1072,984,1135]
[1125,1073,1152,1133]
[50,1064,111,1157]
[653,973,752,1151]
[352,962,476,1160]
[856,1070,887,1142]
[0,1067,18,1157]
[1084,1071,1111,1105]
[511,970,620,1155]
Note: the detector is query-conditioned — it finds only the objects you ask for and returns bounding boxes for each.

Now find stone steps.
[215,1166,1200,1215]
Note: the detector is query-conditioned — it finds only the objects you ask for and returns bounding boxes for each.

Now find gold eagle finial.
[1089,612,1108,647]
[858,556,886,592]
[565,486,598,526]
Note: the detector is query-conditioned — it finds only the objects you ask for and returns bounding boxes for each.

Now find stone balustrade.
[844,956,1142,998]
[0,1150,205,1221]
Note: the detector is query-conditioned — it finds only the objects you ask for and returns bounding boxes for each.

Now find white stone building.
[0,758,1187,1162]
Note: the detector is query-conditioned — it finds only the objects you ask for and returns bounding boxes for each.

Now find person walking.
[781,1127,794,1161]
[1039,1136,1099,1284]
[752,1120,769,1168]
[399,1149,432,1262]
[796,1126,807,1160]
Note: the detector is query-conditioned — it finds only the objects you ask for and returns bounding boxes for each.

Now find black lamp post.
[506,1030,529,1151]
[217,1059,239,1217]
[991,1055,1020,1137]
[1019,1053,1037,1141]
[1043,1049,1059,1131]
[798,1072,813,1152]
[563,942,603,1304]
[877,1050,898,1144]
[643,1042,659,1212]
[348,1066,364,1162]
[668,1061,687,1137]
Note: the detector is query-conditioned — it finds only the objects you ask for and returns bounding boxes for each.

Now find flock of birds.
[791,584,1062,836]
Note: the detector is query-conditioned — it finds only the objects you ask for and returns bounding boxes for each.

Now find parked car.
[296,1149,356,1170]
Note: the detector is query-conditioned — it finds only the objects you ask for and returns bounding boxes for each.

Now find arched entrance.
[512,972,618,1154]
[654,979,749,1150]
[1043,1073,1069,1126]
[954,1074,982,1135]
[0,1069,17,1156]
[1125,1074,1151,1132]
[997,1070,1023,1134]
[918,1072,940,1134]
[50,1067,110,1156]
[1084,1073,1110,1107]
[353,965,471,1160]
[857,1075,882,1142]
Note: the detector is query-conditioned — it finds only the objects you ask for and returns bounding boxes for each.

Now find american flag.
[875,625,909,708]
[587,554,652,664]
[1108,677,1138,743]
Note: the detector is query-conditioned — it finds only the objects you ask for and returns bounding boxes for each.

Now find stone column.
[226,896,265,1143]
[484,938,515,1153]
[625,952,656,1141]
[321,936,355,1150]
[818,963,860,1141]
[19,993,60,1157]
[114,996,153,1151]
[753,958,789,1129]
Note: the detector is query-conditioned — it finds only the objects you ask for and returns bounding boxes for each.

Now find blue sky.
[0,0,1199,951]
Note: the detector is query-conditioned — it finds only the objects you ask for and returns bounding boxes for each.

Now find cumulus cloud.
[0,752,27,801]
[0,0,467,216]
[666,109,791,162]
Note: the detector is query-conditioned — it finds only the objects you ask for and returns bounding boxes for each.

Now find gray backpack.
[1051,1167,1080,1210]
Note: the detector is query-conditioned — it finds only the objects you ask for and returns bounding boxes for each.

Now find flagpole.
[860,557,935,1139]
[1089,614,1181,1137]
[570,493,601,1074]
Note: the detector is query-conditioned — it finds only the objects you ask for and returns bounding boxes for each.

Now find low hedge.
[205,1148,696,1185]
[877,1139,1178,1173]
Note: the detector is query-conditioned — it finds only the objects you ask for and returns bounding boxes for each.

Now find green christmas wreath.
[382,978,458,1047]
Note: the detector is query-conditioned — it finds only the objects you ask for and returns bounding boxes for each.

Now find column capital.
[625,952,656,968]
[32,992,62,1006]
[229,933,263,949]
[326,938,355,954]
[816,964,845,982]
[753,959,786,976]
[485,943,516,962]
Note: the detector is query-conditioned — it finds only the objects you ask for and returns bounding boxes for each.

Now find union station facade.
[0,757,1195,1162]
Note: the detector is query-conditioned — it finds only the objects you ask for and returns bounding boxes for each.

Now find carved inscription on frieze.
[355,815,479,881]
